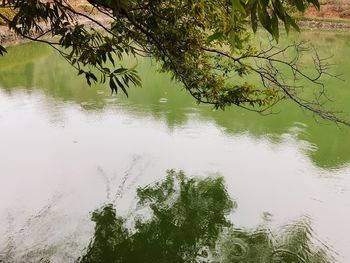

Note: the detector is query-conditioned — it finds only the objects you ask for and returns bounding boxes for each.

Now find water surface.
[0,31,350,262]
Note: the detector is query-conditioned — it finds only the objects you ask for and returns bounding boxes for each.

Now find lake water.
[0,31,350,262]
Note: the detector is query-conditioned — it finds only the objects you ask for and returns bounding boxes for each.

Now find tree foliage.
[0,0,348,125]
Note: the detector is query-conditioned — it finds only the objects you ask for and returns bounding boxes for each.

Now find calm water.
[0,31,350,262]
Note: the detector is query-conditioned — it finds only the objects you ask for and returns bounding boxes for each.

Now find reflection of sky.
[0,90,349,262]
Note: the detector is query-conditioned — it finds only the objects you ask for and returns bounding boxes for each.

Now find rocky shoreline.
[0,28,23,47]
[0,14,112,47]
[299,19,350,31]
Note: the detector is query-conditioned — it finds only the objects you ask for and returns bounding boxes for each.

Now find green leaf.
[84,73,93,86]
[272,0,286,21]
[115,77,128,97]
[0,45,7,56]
[108,53,115,67]
[286,14,300,32]
[308,0,320,10]
[257,2,272,34]
[114,67,128,74]
[128,74,142,87]
[251,1,258,33]
[207,31,224,43]
[89,73,98,82]
[284,18,290,34]
[271,13,279,42]
[295,0,306,12]
[259,0,269,6]
[228,30,236,51]
[109,76,118,94]
[232,0,245,14]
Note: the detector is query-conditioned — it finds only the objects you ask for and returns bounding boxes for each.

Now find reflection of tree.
[217,223,330,263]
[77,170,332,263]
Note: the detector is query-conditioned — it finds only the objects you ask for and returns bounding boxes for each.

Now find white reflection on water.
[0,90,349,262]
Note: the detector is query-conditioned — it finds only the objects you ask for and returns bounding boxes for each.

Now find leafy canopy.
[2,0,347,125]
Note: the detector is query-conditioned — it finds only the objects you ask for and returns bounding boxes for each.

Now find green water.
[1,32,350,168]
[0,31,350,262]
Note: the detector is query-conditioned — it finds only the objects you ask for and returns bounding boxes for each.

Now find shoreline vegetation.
[0,0,349,47]
[0,16,349,48]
